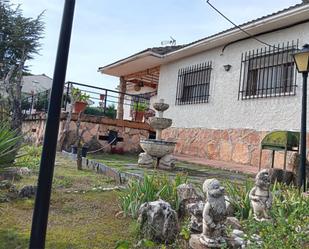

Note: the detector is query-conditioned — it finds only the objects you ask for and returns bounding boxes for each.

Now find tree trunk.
[57,102,74,151]
[4,52,26,133]
[76,112,84,170]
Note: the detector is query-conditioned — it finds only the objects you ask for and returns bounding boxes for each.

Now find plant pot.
[133,111,145,122]
[71,145,78,154]
[74,101,87,113]
[81,146,88,157]
[111,146,124,154]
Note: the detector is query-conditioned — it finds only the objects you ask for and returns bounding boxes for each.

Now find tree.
[0,0,44,131]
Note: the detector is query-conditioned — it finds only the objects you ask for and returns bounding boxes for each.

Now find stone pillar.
[117,76,126,120]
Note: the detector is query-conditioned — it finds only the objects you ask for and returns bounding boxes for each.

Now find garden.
[0,1,309,248]
[0,123,308,248]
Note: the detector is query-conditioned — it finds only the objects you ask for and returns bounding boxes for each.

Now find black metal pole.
[29,1,75,248]
[300,72,308,193]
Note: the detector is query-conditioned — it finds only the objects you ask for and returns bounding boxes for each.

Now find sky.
[10,0,301,90]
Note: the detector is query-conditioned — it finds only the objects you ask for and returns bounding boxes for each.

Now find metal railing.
[22,81,153,122]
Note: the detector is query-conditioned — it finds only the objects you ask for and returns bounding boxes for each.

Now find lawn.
[0,154,136,249]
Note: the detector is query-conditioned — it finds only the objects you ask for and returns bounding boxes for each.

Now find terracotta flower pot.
[74,101,87,113]
[133,111,145,122]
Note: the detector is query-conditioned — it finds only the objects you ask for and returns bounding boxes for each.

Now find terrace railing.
[22,81,152,122]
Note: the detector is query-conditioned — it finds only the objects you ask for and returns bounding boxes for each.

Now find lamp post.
[293,44,309,192]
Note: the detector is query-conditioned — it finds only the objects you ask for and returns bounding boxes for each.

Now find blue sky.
[11,0,301,90]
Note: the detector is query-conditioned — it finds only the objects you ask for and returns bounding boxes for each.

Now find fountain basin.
[149,117,172,130]
[153,102,169,112]
[140,139,176,158]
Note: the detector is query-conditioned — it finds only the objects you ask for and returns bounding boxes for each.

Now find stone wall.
[162,127,303,170]
[22,113,152,153]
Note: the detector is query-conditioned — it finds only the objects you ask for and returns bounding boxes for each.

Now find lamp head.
[293,44,309,73]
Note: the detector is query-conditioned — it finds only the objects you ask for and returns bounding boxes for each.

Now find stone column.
[117,76,126,120]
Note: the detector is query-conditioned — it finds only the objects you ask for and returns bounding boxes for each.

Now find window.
[176,61,212,105]
[239,41,298,100]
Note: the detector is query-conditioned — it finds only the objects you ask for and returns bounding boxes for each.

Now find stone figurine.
[199,179,227,248]
[138,200,179,244]
[249,169,272,221]
[137,152,154,168]
[158,154,176,170]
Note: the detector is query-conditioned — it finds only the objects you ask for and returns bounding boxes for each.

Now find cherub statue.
[249,169,272,221]
[199,179,227,248]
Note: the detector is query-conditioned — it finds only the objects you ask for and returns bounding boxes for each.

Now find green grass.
[0,154,136,249]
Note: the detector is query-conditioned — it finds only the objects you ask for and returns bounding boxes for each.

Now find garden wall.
[162,127,303,171]
[22,113,153,153]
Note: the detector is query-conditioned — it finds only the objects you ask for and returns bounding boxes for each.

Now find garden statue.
[249,169,272,221]
[199,179,227,248]
[138,200,179,244]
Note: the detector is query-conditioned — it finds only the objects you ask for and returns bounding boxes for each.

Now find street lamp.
[293,44,309,192]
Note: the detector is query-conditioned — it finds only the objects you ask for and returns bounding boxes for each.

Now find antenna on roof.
[161,36,176,46]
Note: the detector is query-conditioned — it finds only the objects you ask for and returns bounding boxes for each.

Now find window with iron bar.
[238,41,298,100]
[176,61,212,105]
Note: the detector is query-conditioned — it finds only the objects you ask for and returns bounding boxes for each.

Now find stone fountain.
[138,99,176,169]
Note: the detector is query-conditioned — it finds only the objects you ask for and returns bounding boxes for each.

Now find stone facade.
[22,113,152,153]
[162,127,304,170]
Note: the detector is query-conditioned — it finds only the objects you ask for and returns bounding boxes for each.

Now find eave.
[99,3,309,77]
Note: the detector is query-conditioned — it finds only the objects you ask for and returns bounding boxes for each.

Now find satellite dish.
[161,36,176,46]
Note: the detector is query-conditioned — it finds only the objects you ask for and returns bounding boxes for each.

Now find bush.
[119,174,187,218]
[225,181,309,248]
[244,184,309,249]
[84,104,117,119]
[224,180,254,219]
[0,124,22,168]
[34,92,49,111]
[15,145,42,170]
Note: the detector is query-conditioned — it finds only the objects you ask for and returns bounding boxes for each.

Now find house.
[21,74,52,95]
[98,1,309,169]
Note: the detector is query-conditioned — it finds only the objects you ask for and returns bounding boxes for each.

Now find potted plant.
[132,102,147,122]
[71,144,78,154]
[71,88,90,113]
[81,144,89,157]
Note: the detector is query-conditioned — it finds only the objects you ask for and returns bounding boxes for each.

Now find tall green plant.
[119,173,187,218]
[15,145,42,170]
[224,180,254,219]
[0,124,22,168]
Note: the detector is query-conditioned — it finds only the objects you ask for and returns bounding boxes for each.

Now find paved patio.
[175,154,258,175]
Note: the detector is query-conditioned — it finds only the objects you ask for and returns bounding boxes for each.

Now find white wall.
[157,22,309,131]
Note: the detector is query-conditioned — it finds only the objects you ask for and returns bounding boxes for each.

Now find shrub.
[119,173,187,218]
[224,179,254,219]
[15,145,42,170]
[105,104,117,119]
[243,184,309,249]
[132,102,147,112]
[84,104,117,119]
[0,124,22,168]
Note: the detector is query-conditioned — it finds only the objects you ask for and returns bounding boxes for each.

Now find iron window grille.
[176,61,212,105]
[238,41,298,100]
